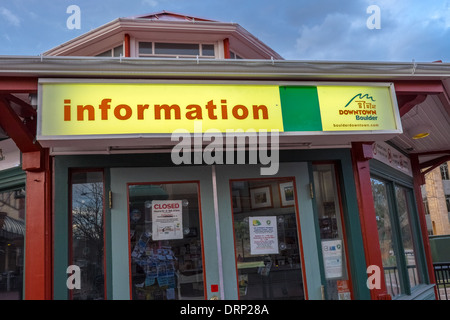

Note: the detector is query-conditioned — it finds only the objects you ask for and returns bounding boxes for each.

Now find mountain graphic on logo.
[344,93,376,108]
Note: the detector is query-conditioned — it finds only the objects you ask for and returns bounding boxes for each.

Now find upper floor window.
[446,195,450,214]
[138,42,215,58]
[440,163,449,180]
[230,51,242,59]
[96,45,124,57]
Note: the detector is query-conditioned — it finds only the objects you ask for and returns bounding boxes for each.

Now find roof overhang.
[42,18,282,60]
[0,56,448,171]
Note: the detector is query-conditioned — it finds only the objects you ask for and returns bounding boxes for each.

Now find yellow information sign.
[38,81,400,140]
[39,82,284,136]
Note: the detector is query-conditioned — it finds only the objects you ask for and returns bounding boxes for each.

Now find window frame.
[137,41,216,59]
[312,161,354,300]
[68,168,107,300]
[440,163,449,180]
[126,180,207,300]
[96,44,124,57]
[370,159,429,297]
[229,176,308,301]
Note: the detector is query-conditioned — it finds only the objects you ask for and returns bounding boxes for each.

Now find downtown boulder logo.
[338,93,378,121]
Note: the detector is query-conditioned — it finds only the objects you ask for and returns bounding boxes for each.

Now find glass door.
[110,166,220,300]
[214,163,323,300]
[128,181,204,300]
[230,177,305,300]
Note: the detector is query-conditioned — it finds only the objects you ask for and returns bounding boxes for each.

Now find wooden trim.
[0,97,41,154]
[393,80,443,94]
[0,77,38,93]
[124,34,130,57]
[24,148,52,299]
[223,38,230,59]
[351,142,391,300]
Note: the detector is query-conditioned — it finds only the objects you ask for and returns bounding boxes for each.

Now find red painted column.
[124,34,130,57]
[410,154,438,299]
[351,142,391,300]
[223,38,230,59]
[23,149,53,300]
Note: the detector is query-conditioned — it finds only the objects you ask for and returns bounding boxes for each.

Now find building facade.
[1,11,449,300]
[423,162,450,235]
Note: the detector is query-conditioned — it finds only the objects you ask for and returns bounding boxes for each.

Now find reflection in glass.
[313,164,351,300]
[231,178,305,300]
[371,177,399,297]
[395,186,419,288]
[0,188,25,300]
[155,43,199,56]
[70,171,105,300]
[201,44,215,56]
[128,182,204,300]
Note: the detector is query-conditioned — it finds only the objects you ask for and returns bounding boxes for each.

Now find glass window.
[201,44,215,56]
[128,182,204,300]
[313,164,352,300]
[231,178,305,300]
[154,43,199,56]
[96,49,112,57]
[113,45,123,57]
[440,163,449,180]
[96,45,124,57]
[139,42,153,55]
[371,176,424,297]
[138,42,215,58]
[395,186,420,289]
[70,171,105,300]
[371,177,400,297]
[0,188,25,300]
[445,196,450,213]
[230,51,243,59]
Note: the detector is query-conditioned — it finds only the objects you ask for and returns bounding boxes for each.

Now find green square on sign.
[279,86,323,132]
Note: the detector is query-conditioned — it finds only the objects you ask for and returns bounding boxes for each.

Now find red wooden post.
[124,34,130,57]
[223,38,230,59]
[23,149,53,300]
[351,142,391,300]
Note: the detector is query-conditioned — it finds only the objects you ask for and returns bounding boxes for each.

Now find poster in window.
[279,181,295,207]
[152,200,183,240]
[321,239,343,279]
[249,216,279,255]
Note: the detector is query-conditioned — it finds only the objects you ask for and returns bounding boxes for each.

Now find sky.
[1,0,450,62]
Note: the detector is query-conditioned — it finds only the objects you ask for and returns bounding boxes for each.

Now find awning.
[0,214,25,239]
